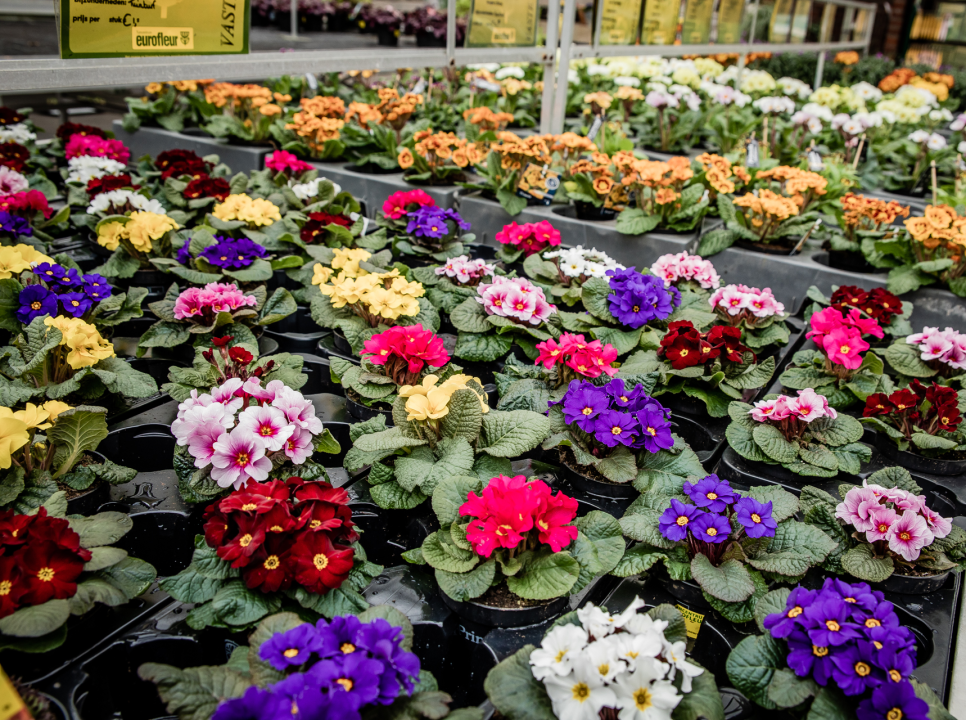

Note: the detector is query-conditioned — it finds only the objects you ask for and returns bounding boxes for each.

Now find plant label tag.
[675,604,705,639]
[0,666,27,720]
[412,77,428,96]
[351,2,364,18]
[516,163,560,205]
[587,115,604,142]
[305,73,319,91]
[472,78,502,93]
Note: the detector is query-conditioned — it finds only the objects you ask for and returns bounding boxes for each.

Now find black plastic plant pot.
[262,305,329,353]
[574,201,617,222]
[333,328,354,356]
[439,586,569,629]
[734,239,798,256]
[377,27,399,45]
[874,432,966,477]
[824,249,889,275]
[65,465,112,517]
[345,162,400,176]
[716,446,862,491]
[274,10,291,29]
[657,573,713,613]
[111,269,171,304]
[874,569,952,595]
[345,389,394,425]
[345,478,438,567]
[558,454,636,499]
[416,31,447,47]
[252,8,270,25]
[300,356,344,396]
[300,11,323,31]
[465,242,497,261]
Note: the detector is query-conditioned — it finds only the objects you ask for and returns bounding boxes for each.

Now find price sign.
[466,0,539,46]
[598,0,643,45]
[681,0,714,43]
[641,0,682,44]
[716,0,744,42]
[57,0,249,58]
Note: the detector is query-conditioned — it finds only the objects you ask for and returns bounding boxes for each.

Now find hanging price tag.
[56,0,249,59]
[466,0,539,47]
[641,0,682,44]
[597,0,643,45]
[675,605,705,639]
[412,77,428,96]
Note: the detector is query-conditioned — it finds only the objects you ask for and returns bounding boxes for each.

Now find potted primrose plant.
[405,473,625,627]
[860,380,966,476]
[613,156,711,237]
[410,254,497,317]
[883,325,966,390]
[141,608,479,720]
[158,476,382,630]
[726,580,952,720]
[779,307,892,410]
[804,285,913,343]
[0,403,136,514]
[878,204,966,298]
[492,220,562,266]
[618,474,836,623]
[521,245,625,307]
[330,324,452,423]
[801,466,966,593]
[727,393,871,480]
[0,499,156,652]
[824,192,910,273]
[485,599,724,720]
[542,378,704,497]
[344,376,551,510]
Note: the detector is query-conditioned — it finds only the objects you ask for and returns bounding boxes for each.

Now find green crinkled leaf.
[69,512,133,547]
[754,587,792,633]
[439,388,484,445]
[768,668,818,709]
[455,331,514,362]
[138,663,251,720]
[160,564,223,604]
[436,559,497,602]
[48,406,109,479]
[769,520,837,565]
[805,686,853,720]
[210,579,280,626]
[753,424,800,464]
[432,475,484,526]
[484,645,557,720]
[610,543,666,577]
[370,480,427,510]
[746,485,798,522]
[450,297,492,333]
[809,414,864,446]
[575,511,625,574]
[690,554,755,603]
[748,551,812,577]
[421,531,479,573]
[0,598,70,637]
[841,544,895,583]
[506,546,580,600]
[886,341,938,378]
[725,634,784,710]
[479,410,551,457]
[798,443,840,471]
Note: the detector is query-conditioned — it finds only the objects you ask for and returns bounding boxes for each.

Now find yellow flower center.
[889,669,902,682]
[236,452,249,466]
[840,345,851,354]
[855,662,871,677]
[310,520,321,529]
[707,527,718,536]
[788,606,803,618]
[680,349,689,357]
[676,516,688,526]
[270,525,283,533]
[887,709,903,720]
[611,426,622,435]
[0,581,10,596]
[571,683,590,702]
[242,503,257,511]
[30,301,41,310]
[826,620,840,632]
[341,642,356,654]
[313,553,329,570]
[555,650,567,662]
[239,534,253,547]
[632,305,640,312]
[263,555,280,570]
[336,678,354,691]
[899,531,911,541]
[634,688,652,710]
[752,513,761,523]
[598,663,609,676]
[283,648,300,658]
[707,492,718,500]
[813,645,829,657]
[37,567,55,582]
[582,407,594,415]
[866,618,881,628]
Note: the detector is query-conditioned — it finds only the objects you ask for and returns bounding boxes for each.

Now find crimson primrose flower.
[291,532,354,594]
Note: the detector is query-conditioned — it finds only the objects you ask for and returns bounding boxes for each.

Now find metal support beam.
[550,0,577,134]
[290,0,298,39]
[539,0,562,133]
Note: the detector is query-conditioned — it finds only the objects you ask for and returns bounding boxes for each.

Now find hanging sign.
[681,0,714,43]
[598,0,643,45]
[790,0,812,42]
[715,0,743,43]
[768,0,793,42]
[641,0,682,44]
[466,0,539,47]
[57,0,249,58]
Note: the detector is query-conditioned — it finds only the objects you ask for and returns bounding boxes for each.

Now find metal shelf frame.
[0,0,875,139]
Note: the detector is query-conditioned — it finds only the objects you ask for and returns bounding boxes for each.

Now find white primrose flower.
[88,189,165,215]
[614,76,641,87]
[930,109,953,122]
[578,602,619,638]
[66,156,127,184]
[841,119,865,136]
[583,261,609,278]
[0,123,36,145]
[661,638,704,693]
[613,658,682,720]
[291,176,342,201]
[645,90,678,109]
[753,96,795,114]
[851,81,882,103]
[587,63,610,77]
[908,129,930,144]
[466,62,500,71]
[927,133,948,151]
[778,77,812,99]
[959,140,966,154]
[495,66,526,80]
[800,103,834,122]
[568,69,580,84]
[543,664,618,720]
[561,258,588,278]
[585,640,627,683]
[530,623,589,680]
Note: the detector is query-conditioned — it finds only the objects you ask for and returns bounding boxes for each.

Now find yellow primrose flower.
[438,374,490,414]
[44,316,115,369]
[13,403,52,430]
[399,375,440,398]
[0,416,30,470]
[312,264,334,286]
[331,248,371,278]
[14,244,54,266]
[405,388,451,421]
[389,276,426,298]
[0,247,33,279]
[96,221,128,251]
[212,194,281,227]
[42,400,72,420]
[126,212,179,253]
[365,287,408,319]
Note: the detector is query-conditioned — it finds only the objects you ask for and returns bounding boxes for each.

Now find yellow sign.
[768,0,793,42]
[466,0,539,47]
[598,0,643,45]
[716,0,744,43]
[57,0,249,59]
[0,666,26,720]
[790,0,812,42]
[681,0,714,43]
[675,604,705,639]
[642,0,682,44]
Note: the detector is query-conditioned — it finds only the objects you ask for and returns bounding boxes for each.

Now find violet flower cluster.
[763,578,929,720]
[178,236,268,269]
[212,615,421,720]
[606,267,681,330]
[554,378,673,452]
[0,209,31,239]
[405,205,470,242]
[17,263,112,323]
[659,475,776,544]
[171,376,325,490]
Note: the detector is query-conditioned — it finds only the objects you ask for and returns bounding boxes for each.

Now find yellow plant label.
[467,0,538,47]
[0,666,27,720]
[598,0,643,45]
[675,604,705,639]
[641,0,682,44]
[681,0,714,44]
[716,0,744,43]
[57,0,249,59]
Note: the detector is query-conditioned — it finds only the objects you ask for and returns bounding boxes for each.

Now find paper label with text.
[58,0,249,58]
[598,0,643,45]
[675,604,705,639]
[466,0,538,47]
